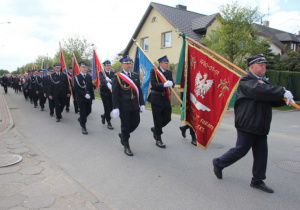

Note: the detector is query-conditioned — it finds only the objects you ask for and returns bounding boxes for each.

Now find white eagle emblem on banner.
[194,72,213,99]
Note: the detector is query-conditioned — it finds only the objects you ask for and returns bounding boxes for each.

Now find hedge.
[265,70,300,100]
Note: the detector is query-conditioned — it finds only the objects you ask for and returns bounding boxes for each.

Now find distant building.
[120,2,220,64]
[255,21,300,55]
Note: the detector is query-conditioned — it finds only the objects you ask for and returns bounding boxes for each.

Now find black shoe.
[191,138,197,146]
[50,113,54,117]
[151,127,157,140]
[78,118,81,123]
[213,159,222,179]
[156,140,166,148]
[101,115,105,124]
[179,126,187,138]
[82,127,88,135]
[118,133,124,146]
[41,108,44,111]
[250,181,274,193]
[75,111,78,114]
[107,123,114,130]
[66,109,69,112]
[124,147,133,156]
[34,105,37,108]
[56,118,60,122]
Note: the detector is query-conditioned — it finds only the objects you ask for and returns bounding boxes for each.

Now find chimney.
[176,4,187,11]
[263,20,269,27]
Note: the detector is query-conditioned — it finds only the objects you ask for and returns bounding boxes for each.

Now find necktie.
[83,74,86,78]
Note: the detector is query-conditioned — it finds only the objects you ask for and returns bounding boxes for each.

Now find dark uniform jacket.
[74,73,95,103]
[2,76,8,85]
[35,76,45,94]
[30,75,37,91]
[234,73,285,135]
[147,67,174,106]
[99,70,115,96]
[49,72,70,97]
[112,71,144,111]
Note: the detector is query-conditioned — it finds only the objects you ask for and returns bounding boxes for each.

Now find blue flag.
[133,47,153,105]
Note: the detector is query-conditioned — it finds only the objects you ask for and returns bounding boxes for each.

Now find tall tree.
[202,1,270,69]
[53,35,93,69]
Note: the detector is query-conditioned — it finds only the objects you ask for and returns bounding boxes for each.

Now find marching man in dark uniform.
[212,54,295,193]
[74,61,95,135]
[31,70,39,108]
[99,60,115,130]
[49,63,71,122]
[65,66,73,113]
[36,69,47,111]
[112,57,145,156]
[24,70,33,102]
[66,66,79,113]
[2,74,8,94]
[148,55,174,148]
[44,67,55,117]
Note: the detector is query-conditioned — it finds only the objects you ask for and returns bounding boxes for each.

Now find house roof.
[254,23,300,51]
[121,2,217,56]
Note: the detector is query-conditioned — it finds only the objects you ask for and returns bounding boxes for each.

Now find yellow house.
[121,2,220,65]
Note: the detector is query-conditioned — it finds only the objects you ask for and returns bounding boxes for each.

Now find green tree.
[202,1,270,69]
[281,51,300,71]
[53,35,93,69]
[0,69,10,76]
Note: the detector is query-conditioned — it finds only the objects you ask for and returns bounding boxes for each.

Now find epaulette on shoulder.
[132,72,137,75]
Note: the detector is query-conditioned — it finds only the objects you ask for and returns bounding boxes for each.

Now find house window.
[141,37,149,51]
[162,32,172,48]
[152,17,157,23]
[291,43,296,51]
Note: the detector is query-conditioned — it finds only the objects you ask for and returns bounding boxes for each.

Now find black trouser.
[78,100,92,127]
[120,109,140,143]
[32,91,39,106]
[48,97,55,114]
[23,88,28,99]
[53,97,67,119]
[151,104,172,136]
[101,94,113,123]
[3,84,7,93]
[38,93,46,109]
[28,89,33,102]
[182,124,196,138]
[66,96,70,111]
[214,130,268,183]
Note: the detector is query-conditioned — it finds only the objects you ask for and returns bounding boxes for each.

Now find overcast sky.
[1,0,300,72]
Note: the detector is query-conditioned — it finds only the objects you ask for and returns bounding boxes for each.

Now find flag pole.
[59,42,73,97]
[93,46,112,93]
[179,33,300,111]
[132,38,182,104]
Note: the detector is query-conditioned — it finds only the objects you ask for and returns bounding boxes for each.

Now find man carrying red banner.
[112,56,145,156]
[147,55,174,148]
[213,54,295,193]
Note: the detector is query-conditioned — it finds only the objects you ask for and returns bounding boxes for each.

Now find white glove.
[284,90,293,99]
[140,105,145,113]
[107,83,112,90]
[284,90,294,105]
[163,80,173,87]
[85,93,91,99]
[92,99,95,104]
[106,77,112,82]
[112,108,120,118]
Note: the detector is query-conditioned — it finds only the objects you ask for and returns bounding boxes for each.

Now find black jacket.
[112,71,144,111]
[35,76,46,94]
[49,72,70,97]
[74,73,95,103]
[99,70,115,96]
[147,67,174,107]
[234,73,285,135]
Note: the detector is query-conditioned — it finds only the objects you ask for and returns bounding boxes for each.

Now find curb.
[1,92,14,134]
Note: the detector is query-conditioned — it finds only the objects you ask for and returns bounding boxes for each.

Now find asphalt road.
[4,91,300,210]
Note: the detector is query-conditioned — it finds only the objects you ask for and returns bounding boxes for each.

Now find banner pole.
[132,38,182,104]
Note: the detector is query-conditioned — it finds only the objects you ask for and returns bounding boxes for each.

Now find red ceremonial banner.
[183,44,241,149]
